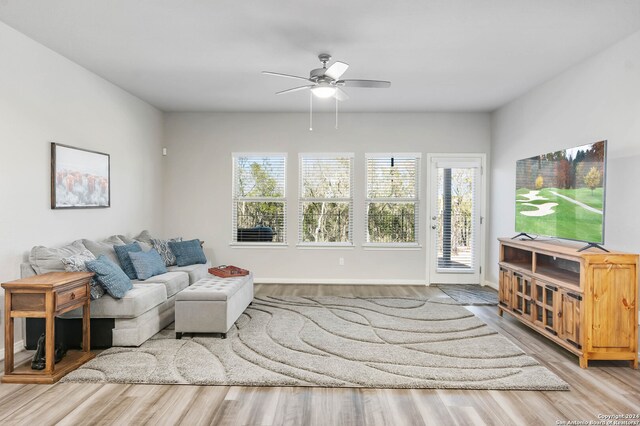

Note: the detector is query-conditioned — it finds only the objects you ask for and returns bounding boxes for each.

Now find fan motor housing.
[310,68,330,81]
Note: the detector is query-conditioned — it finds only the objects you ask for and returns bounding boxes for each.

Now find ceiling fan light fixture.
[311,86,336,98]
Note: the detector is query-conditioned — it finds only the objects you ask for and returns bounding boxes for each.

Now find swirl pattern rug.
[62,296,568,390]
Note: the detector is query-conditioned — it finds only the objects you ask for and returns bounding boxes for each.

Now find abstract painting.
[51,143,110,209]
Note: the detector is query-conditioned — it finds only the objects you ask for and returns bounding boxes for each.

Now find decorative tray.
[208,265,249,278]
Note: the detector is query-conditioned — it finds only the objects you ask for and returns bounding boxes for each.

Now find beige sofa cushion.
[167,262,211,284]
[82,236,124,265]
[135,271,189,298]
[134,230,154,245]
[118,234,151,251]
[29,240,87,274]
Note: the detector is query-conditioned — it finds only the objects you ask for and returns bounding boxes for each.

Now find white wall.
[0,22,164,354]
[488,30,640,286]
[163,112,491,284]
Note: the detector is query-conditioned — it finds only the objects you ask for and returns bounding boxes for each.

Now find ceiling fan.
[262,53,391,101]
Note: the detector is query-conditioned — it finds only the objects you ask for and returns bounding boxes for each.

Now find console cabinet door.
[534,281,561,337]
[509,272,533,319]
[588,264,636,351]
[498,268,512,308]
[560,291,582,350]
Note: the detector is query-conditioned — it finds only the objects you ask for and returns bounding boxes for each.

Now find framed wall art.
[51,143,110,209]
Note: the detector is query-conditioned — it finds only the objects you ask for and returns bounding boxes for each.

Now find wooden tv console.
[498,238,638,368]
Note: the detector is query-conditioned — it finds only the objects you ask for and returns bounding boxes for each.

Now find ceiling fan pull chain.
[309,91,313,131]
[335,96,339,129]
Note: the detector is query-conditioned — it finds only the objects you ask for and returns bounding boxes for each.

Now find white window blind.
[366,153,421,244]
[299,153,354,244]
[232,153,286,244]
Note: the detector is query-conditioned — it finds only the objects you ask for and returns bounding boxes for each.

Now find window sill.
[296,243,355,250]
[436,268,476,274]
[229,243,289,249]
[363,244,422,250]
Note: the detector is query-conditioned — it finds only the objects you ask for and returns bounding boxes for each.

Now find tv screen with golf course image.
[515,141,606,243]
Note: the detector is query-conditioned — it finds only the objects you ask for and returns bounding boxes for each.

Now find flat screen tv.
[515,140,607,246]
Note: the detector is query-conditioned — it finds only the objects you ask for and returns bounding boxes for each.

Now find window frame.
[230,152,288,247]
[298,152,355,247]
[364,152,421,248]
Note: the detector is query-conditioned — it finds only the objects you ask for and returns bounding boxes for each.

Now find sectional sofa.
[21,232,210,348]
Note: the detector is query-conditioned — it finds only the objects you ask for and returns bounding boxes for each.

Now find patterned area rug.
[436,285,499,305]
[63,296,567,390]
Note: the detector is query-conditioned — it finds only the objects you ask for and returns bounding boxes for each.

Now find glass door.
[429,156,482,284]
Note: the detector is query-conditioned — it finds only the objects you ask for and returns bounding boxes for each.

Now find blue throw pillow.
[85,255,132,299]
[114,242,142,279]
[168,239,207,267]
[129,249,167,280]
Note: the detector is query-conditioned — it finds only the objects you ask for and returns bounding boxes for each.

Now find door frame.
[426,153,487,286]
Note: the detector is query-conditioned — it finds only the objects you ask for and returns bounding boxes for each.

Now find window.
[366,153,420,245]
[232,153,286,244]
[299,153,354,245]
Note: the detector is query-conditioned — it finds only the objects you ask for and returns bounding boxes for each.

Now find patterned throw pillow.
[150,237,183,266]
[61,249,105,300]
[114,242,142,279]
[86,255,132,299]
[168,239,207,267]
[128,249,168,280]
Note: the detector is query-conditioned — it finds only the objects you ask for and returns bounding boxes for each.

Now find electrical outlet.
[339,257,344,266]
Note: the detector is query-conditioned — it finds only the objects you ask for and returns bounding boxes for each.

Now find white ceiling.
[1,1,639,112]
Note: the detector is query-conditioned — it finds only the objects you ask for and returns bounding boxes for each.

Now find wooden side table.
[2,271,96,384]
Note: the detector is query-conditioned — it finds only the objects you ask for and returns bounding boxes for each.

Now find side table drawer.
[55,285,88,310]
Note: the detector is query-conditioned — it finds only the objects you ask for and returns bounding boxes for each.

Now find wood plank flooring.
[1,284,638,426]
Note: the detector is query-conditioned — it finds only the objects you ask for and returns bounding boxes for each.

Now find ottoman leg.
[176,332,182,340]
[221,333,227,339]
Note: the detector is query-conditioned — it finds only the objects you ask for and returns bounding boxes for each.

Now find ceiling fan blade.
[276,85,314,95]
[324,61,349,80]
[333,88,349,101]
[262,71,311,82]
[336,79,391,88]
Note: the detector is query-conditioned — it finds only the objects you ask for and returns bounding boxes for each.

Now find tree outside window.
[232,154,286,243]
[366,154,420,245]
[299,154,353,244]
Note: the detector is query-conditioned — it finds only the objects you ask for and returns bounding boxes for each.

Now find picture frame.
[51,143,110,209]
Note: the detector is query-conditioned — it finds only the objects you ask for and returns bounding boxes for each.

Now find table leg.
[579,355,588,369]
[82,295,90,352]
[45,292,55,374]
[4,292,14,374]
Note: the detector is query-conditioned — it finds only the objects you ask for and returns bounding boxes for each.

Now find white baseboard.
[483,280,498,290]
[0,340,25,362]
[255,278,428,286]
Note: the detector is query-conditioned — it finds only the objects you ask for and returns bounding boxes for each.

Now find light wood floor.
[1,284,638,426]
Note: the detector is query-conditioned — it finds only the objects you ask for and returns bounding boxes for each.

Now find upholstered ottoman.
[174,273,253,338]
